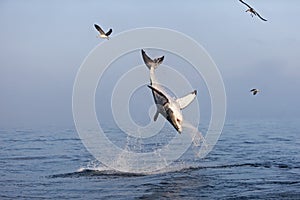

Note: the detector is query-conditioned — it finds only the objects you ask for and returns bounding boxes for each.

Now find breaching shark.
[141,49,197,133]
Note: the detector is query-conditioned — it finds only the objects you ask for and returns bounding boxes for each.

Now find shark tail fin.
[141,49,164,70]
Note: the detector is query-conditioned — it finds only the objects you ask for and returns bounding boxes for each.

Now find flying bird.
[141,49,197,133]
[239,0,267,21]
[94,24,112,40]
[250,88,260,95]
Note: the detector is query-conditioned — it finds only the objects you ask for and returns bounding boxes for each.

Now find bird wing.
[255,12,267,21]
[147,85,169,106]
[94,24,105,35]
[253,91,258,95]
[239,0,252,9]
[250,89,256,92]
[176,90,197,110]
[105,28,113,36]
[141,49,154,69]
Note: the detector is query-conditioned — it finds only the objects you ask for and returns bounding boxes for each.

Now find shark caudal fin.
[141,49,164,70]
[176,90,197,110]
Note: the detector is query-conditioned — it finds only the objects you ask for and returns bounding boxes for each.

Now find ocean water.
[0,119,299,199]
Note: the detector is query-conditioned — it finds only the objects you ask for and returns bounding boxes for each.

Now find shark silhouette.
[141,49,197,133]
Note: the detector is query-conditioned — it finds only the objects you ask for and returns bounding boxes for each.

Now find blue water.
[1,119,299,199]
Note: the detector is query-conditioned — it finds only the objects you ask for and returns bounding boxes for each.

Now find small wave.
[6,156,49,161]
[48,160,296,178]
[179,161,296,172]
[266,180,299,185]
[48,167,146,178]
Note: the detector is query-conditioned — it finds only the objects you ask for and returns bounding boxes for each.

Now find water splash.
[182,120,208,157]
[77,159,108,172]
[79,123,208,174]
[77,159,193,176]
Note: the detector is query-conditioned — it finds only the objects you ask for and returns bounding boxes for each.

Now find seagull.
[141,49,197,133]
[94,24,112,40]
[239,0,267,21]
[250,88,260,95]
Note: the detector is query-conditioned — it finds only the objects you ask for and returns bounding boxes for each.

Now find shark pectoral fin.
[153,110,159,121]
[176,90,197,110]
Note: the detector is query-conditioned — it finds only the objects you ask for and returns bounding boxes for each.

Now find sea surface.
[0,119,299,199]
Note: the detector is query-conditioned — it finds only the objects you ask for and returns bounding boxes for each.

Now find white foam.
[78,122,208,174]
[182,120,208,157]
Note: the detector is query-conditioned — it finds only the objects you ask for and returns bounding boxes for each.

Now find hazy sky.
[1,0,300,128]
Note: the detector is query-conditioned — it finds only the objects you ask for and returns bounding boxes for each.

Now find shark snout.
[177,126,182,133]
[171,121,182,134]
[169,113,183,134]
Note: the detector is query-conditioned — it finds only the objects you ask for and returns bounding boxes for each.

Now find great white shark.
[141,49,197,133]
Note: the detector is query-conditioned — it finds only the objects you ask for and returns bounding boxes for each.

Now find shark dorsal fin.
[153,110,159,121]
[147,85,169,106]
[176,90,197,110]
